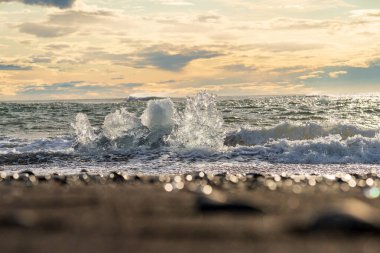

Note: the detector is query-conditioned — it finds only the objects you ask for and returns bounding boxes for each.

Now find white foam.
[225,122,378,146]
[71,113,97,145]
[67,92,380,164]
[168,91,225,150]
[103,108,144,141]
[141,98,175,132]
[141,98,176,146]
[231,134,380,164]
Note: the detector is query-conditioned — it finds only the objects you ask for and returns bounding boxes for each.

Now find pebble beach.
[1,170,380,253]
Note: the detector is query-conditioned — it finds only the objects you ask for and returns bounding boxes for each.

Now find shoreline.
[1,171,380,252]
[2,163,380,177]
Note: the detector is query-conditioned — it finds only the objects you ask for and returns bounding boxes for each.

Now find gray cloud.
[118,83,144,88]
[0,64,31,70]
[20,81,143,96]
[29,55,52,63]
[45,44,71,50]
[81,45,222,71]
[197,14,221,23]
[18,22,75,37]
[136,50,222,71]
[0,0,75,8]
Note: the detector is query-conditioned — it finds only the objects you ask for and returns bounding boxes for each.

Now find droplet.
[175,182,184,190]
[292,185,302,194]
[266,180,277,191]
[366,178,374,187]
[174,176,182,183]
[202,185,213,195]
[0,172,6,180]
[348,179,357,188]
[164,183,173,192]
[308,179,316,186]
[364,187,380,199]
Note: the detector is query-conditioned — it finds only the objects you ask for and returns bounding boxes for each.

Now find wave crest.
[225,122,378,146]
[72,92,225,151]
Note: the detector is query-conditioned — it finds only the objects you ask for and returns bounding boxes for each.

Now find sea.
[1,92,380,175]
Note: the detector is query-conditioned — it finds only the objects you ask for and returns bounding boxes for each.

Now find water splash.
[168,91,225,150]
[71,113,97,145]
[141,98,175,132]
[102,108,148,149]
[141,98,176,147]
[71,92,226,151]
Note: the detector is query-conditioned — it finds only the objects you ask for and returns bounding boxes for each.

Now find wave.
[224,122,378,146]
[2,92,380,165]
[72,91,225,151]
[231,134,380,164]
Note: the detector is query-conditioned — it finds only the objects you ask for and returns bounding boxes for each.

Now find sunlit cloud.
[18,22,76,37]
[329,70,347,78]
[1,0,380,99]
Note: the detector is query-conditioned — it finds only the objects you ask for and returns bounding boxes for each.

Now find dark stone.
[53,174,68,185]
[109,172,125,183]
[294,212,380,234]
[197,195,263,214]
[20,170,35,176]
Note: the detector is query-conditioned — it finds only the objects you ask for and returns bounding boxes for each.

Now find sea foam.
[4,92,380,166]
[72,91,225,150]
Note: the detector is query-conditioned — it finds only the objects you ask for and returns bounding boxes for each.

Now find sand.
[0,172,380,253]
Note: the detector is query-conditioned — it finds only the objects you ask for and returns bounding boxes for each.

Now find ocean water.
[1,92,380,175]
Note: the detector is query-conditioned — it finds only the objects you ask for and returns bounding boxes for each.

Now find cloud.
[350,9,380,18]
[298,71,324,80]
[21,81,81,94]
[83,50,129,64]
[151,0,193,6]
[20,81,144,96]
[48,10,114,25]
[118,83,144,88]
[0,0,75,9]
[272,66,307,73]
[0,64,32,70]
[45,44,71,50]
[29,54,52,63]
[18,22,75,37]
[329,70,347,78]
[252,42,326,52]
[217,0,353,12]
[304,65,380,87]
[197,14,221,23]
[136,50,222,71]
[20,81,106,95]
[221,64,256,72]
[17,10,114,38]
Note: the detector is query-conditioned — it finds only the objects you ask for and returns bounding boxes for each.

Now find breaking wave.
[224,122,378,146]
[3,92,380,166]
[72,91,225,151]
[231,134,380,164]
[68,92,380,164]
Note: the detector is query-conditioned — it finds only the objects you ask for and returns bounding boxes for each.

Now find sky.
[0,0,380,100]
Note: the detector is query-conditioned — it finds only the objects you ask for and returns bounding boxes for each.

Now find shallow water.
[2,93,380,175]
